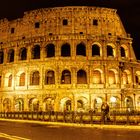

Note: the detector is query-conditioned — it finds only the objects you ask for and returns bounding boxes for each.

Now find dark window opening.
[49,33,53,36]
[93,19,98,26]
[108,33,112,36]
[61,70,71,84]
[0,51,4,64]
[22,36,25,39]
[8,49,14,62]
[76,43,86,56]
[45,70,55,85]
[35,22,40,28]
[61,43,71,57]
[32,45,40,59]
[136,75,139,84]
[11,28,15,34]
[77,69,87,84]
[30,71,40,85]
[63,19,68,25]
[46,44,55,58]
[80,32,83,34]
[92,44,100,56]
[107,45,113,57]
[120,47,126,57]
[19,47,27,60]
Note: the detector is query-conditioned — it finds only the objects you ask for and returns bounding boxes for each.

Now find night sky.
[0,0,140,59]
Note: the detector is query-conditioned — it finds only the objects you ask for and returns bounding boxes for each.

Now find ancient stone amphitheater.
[0,6,140,113]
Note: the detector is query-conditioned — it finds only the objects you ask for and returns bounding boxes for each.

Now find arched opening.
[45,70,55,85]
[43,98,54,111]
[32,45,40,59]
[122,71,129,84]
[30,71,40,85]
[60,97,72,112]
[15,98,24,111]
[77,69,87,84]
[61,70,71,84]
[76,43,86,56]
[0,50,4,64]
[45,43,55,58]
[8,49,14,62]
[94,97,103,112]
[93,70,101,84]
[108,70,116,84]
[120,47,126,57]
[110,96,120,109]
[8,74,12,87]
[77,97,88,112]
[3,98,11,112]
[107,45,113,57]
[19,72,25,86]
[92,44,100,56]
[61,43,71,57]
[29,98,39,112]
[125,96,133,111]
[19,47,27,60]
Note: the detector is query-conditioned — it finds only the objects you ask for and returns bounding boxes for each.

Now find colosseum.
[0,6,140,113]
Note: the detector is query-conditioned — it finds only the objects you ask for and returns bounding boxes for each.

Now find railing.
[0,110,140,125]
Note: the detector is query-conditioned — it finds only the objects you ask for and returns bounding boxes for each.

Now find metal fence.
[0,110,140,125]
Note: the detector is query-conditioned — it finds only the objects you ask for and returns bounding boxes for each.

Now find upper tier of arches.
[0,42,132,64]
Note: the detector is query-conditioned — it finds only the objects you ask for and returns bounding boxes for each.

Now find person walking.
[101,102,110,123]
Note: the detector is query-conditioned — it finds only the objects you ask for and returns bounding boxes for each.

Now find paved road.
[0,121,140,140]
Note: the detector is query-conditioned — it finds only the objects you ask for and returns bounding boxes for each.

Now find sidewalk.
[0,118,140,131]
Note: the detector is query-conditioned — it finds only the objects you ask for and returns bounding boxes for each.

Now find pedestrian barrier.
[0,110,140,125]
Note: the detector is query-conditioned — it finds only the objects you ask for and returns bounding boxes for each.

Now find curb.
[0,118,140,130]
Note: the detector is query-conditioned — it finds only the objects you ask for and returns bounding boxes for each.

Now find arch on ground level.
[94,97,103,112]
[60,97,72,112]
[29,98,39,112]
[3,98,11,112]
[43,97,54,111]
[77,97,88,112]
[109,96,120,109]
[14,98,24,111]
[124,96,133,110]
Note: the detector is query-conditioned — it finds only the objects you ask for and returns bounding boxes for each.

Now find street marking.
[0,133,31,140]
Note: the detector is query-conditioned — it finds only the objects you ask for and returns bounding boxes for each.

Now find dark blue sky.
[0,0,140,59]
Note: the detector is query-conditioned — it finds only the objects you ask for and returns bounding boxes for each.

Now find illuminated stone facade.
[0,6,140,112]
